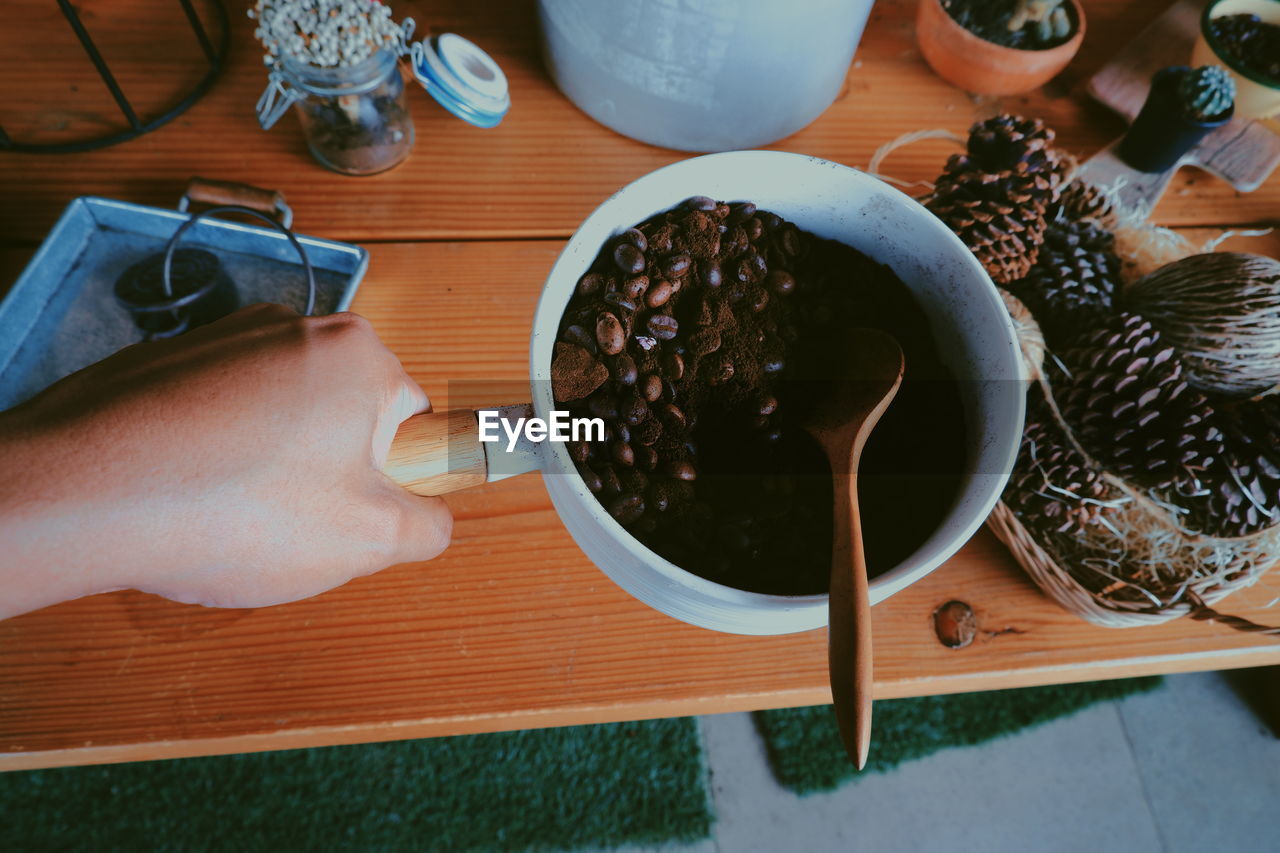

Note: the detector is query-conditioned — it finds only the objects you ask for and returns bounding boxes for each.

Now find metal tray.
[0,196,368,410]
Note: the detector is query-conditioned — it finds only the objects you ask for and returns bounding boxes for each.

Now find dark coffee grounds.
[552,198,967,595]
[1209,14,1280,84]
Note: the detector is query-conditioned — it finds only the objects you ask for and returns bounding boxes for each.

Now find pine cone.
[1056,313,1224,491]
[1005,415,1117,535]
[1185,398,1280,537]
[963,115,1059,177]
[1053,179,1118,228]
[1010,218,1121,345]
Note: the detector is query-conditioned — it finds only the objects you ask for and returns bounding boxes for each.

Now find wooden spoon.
[800,328,904,770]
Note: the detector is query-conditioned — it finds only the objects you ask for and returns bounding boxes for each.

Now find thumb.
[383,485,454,565]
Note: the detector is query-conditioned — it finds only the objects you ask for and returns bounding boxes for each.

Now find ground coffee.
[552,198,966,595]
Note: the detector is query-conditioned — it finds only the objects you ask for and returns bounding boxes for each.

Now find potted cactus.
[1119,65,1237,174]
[916,0,1086,95]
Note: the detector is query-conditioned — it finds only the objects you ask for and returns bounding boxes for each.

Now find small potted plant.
[1118,65,1236,174]
[916,0,1086,96]
[1192,0,1280,121]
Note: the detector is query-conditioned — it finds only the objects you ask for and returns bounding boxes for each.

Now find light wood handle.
[383,410,488,497]
[184,177,286,218]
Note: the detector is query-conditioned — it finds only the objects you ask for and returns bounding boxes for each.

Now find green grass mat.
[755,676,1163,794]
[0,718,712,853]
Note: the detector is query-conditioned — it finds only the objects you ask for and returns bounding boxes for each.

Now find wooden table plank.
[3,237,1279,771]
[1,0,1277,249]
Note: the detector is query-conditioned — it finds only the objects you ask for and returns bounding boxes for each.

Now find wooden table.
[2,0,1278,772]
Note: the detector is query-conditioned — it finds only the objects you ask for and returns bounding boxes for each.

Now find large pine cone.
[1006,412,1117,535]
[962,115,1061,178]
[1010,218,1121,345]
[1186,398,1280,537]
[1056,313,1224,491]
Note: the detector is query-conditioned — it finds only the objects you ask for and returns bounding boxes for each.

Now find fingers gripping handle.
[383,405,540,496]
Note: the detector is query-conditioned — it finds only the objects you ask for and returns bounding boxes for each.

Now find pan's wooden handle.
[182,177,291,224]
[383,410,488,496]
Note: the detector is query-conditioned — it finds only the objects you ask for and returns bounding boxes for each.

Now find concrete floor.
[594,670,1280,853]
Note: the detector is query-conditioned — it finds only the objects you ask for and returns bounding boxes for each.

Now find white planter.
[529,151,1025,634]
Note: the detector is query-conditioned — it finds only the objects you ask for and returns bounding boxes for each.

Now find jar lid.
[411,34,510,128]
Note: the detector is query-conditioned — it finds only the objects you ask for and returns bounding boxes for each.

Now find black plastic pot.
[1118,68,1234,173]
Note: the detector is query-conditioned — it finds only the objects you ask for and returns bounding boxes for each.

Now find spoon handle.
[829,470,873,770]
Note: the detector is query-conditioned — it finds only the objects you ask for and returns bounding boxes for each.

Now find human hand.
[0,304,452,617]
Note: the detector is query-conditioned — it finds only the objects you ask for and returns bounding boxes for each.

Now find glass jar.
[282,48,414,176]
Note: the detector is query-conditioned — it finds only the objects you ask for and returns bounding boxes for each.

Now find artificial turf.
[0,718,712,853]
[753,676,1164,794]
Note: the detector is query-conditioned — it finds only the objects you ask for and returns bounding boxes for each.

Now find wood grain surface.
[2,0,1280,771]
[1,0,1278,250]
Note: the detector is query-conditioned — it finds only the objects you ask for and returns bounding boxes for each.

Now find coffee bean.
[645,279,672,308]
[611,441,635,467]
[686,195,716,211]
[727,282,746,303]
[766,269,796,295]
[597,464,623,496]
[707,356,735,385]
[634,417,663,445]
[933,600,977,649]
[689,328,721,356]
[647,313,679,340]
[622,228,648,253]
[608,492,646,525]
[748,287,770,314]
[577,464,603,494]
[577,272,605,296]
[587,392,618,420]
[778,226,801,256]
[623,275,649,301]
[568,439,591,463]
[608,421,631,443]
[656,402,687,431]
[664,459,697,481]
[649,231,673,254]
[647,482,671,512]
[759,212,782,231]
[662,378,679,401]
[641,373,663,402]
[662,253,692,279]
[610,353,638,385]
[744,216,763,241]
[620,389,649,426]
[636,444,658,471]
[662,352,685,380]
[728,201,757,223]
[763,352,785,374]
[562,323,597,354]
[595,312,625,355]
[722,227,747,258]
[613,242,646,275]
[714,202,731,219]
[603,291,637,313]
[757,393,779,415]
[701,261,723,288]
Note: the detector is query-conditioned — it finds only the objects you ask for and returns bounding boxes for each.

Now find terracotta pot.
[1192,0,1280,121]
[916,0,1086,96]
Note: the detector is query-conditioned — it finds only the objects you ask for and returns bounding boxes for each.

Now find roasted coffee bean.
[647,313,679,340]
[622,228,648,252]
[763,353,785,375]
[597,464,623,496]
[714,202,731,219]
[766,269,796,295]
[707,356,735,385]
[577,464,603,494]
[610,353,638,385]
[577,272,605,296]
[635,444,658,472]
[649,230,673,254]
[748,287,770,314]
[620,389,649,426]
[634,417,663,445]
[586,392,619,420]
[608,492,646,525]
[686,195,717,211]
[662,378,679,401]
[595,312,625,355]
[664,459,697,481]
[641,373,664,402]
[647,482,671,512]
[727,282,746,303]
[613,242,646,275]
[611,441,635,467]
[728,201,757,223]
[623,275,649,301]
[606,421,631,444]
[744,216,764,242]
[778,226,801,256]
[701,261,723,288]
[722,227,747,258]
[757,393,779,416]
[645,279,673,308]
[562,323,597,354]
[656,402,687,431]
[603,291,637,313]
[759,211,782,231]
[568,439,591,463]
[662,253,692,279]
[662,351,685,380]
[689,328,721,356]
